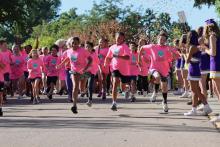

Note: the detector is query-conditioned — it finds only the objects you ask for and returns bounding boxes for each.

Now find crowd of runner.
[0,19,220,124]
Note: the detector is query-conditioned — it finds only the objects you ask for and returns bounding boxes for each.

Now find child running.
[104,32,131,111]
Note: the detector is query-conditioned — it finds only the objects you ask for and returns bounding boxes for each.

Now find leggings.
[137,75,148,92]
[65,69,73,99]
[88,74,95,100]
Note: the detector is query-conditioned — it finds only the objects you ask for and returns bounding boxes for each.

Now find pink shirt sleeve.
[106,46,113,59]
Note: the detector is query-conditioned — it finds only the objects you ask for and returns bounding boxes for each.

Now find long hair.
[187,30,199,46]
[203,20,220,39]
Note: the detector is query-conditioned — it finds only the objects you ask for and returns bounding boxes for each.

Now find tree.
[193,0,216,7]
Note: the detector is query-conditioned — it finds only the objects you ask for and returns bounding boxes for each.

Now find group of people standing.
[0,19,220,124]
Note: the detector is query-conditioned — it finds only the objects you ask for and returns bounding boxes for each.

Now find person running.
[45,45,60,100]
[85,41,99,107]
[27,49,44,104]
[139,31,179,113]
[96,38,109,100]
[201,19,220,122]
[57,37,92,114]
[10,44,25,99]
[39,47,49,94]
[104,32,131,111]
[0,51,5,116]
[137,38,150,97]
[184,30,212,116]
[0,39,12,103]
[129,41,139,102]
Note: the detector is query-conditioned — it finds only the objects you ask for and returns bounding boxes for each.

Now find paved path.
[0,93,219,147]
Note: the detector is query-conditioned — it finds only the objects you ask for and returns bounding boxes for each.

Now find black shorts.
[150,70,168,82]
[112,70,130,84]
[129,76,137,82]
[0,81,4,92]
[4,73,10,82]
[24,71,29,79]
[29,77,41,83]
[47,76,58,85]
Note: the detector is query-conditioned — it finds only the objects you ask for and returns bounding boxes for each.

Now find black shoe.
[130,96,136,102]
[80,93,86,98]
[47,94,53,100]
[102,93,106,100]
[0,108,3,117]
[71,106,78,114]
[187,101,192,105]
[111,104,117,111]
[58,89,64,96]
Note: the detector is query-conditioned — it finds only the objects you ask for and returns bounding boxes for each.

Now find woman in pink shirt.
[104,32,131,111]
[57,37,92,114]
[45,45,60,100]
[96,38,109,100]
[10,44,25,99]
[27,49,44,104]
[139,31,179,113]
[0,51,5,116]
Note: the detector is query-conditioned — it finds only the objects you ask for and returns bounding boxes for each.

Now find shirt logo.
[51,59,57,65]
[158,50,164,57]
[98,54,103,59]
[113,48,120,55]
[132,55,136,63]
[71,55,77,62]
[15,59,20,65]
[33,63,38,69]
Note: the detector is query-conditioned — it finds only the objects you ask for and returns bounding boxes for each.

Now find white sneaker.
[17,95,23,100]
[202,104,212,116]
[180,91,189,98]
[210,116,220,123]
[162,102,169,112]
[150,92,157,102]
[173,89,183,95]
[143,91,148,97]
[184,109,197,116]
[197,104,204,111]
[86,100,92,107]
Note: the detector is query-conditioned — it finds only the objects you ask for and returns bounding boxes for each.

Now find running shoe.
[0,108,3,117]
[86,100,92,107]
[162,102,169,113]
[184,109,197,116]
[150,92,157,102]
[71,105,78,114]
[202,104,212,116]
[111,103,117,111]
[210,116,220,124]
[180,91,189,98]
[130,95,136,102]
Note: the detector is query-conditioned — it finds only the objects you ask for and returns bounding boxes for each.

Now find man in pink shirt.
[104,32,131,111]
[139,31,179,113]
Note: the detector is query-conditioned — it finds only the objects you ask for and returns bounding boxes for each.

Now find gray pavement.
[0,93,220,147]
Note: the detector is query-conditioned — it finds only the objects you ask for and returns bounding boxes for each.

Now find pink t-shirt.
[62,49,71,69]
[10,55,25,80]
[22,51,29,72]
[106,43,131,76]
[58,53,67,80]
[143,44,173,77]
[129,51,139,76]
[96,47,109,74]
[139,53,151,76]
[0,49,12,74]
[27,58,44,79]
[88,51,100,75]
[39,54,49,74]
[0,53,5,82]
[45,55,60,77]
[67,48,90,74]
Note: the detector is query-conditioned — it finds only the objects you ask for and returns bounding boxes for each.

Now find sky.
[60,0,219,29]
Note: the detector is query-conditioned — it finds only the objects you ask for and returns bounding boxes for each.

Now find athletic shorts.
[47,76,58,85]
[112,70,130,84]
[149,69,168,82]
[24,71,29,79]
[129,76,137,82]
[0,81,4,92]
